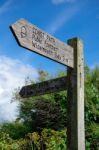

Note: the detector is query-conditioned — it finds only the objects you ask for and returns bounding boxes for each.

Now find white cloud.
[0,0,12,14]
[46,5,80,34]
[52,0,76,5]
[0,55,39,122]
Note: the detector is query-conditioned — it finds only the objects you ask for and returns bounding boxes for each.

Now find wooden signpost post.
[10,19,85,150]
[67,38,85,150]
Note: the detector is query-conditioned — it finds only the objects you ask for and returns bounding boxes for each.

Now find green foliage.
[0,122,32,140]
[84,66,99,149]
[30,93,67,131]
[41,129,66,150]
[0,66,99,149]
[85,66,99,122]
[13,70,67,131]
[0,129,66,150]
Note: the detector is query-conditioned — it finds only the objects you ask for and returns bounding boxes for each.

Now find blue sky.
[0,0,99,121]
[0,0,99,71]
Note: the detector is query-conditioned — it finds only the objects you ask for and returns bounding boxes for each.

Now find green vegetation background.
[0,66,99,150]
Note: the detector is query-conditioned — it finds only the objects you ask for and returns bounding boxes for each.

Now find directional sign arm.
[19,76,67,98]
[10,19,74,68]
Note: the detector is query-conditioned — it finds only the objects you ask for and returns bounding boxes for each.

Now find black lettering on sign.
[21,26,27,38]
[10,19,74,68]
[32,27,44,44]
[46,35,55,45]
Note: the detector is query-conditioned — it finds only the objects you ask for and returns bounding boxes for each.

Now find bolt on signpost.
[10,19,85,150]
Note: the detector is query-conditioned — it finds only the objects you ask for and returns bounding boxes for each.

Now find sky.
[0,0,99,122]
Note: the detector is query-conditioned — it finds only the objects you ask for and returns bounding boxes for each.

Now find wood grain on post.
[67,38,85,150]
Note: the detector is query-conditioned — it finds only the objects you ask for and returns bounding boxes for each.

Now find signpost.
[10,19,85,150]
[67,38,85,150]
[19,76,67,98]
[10,19,74,68]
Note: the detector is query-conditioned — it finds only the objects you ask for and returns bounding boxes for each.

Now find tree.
[12,66,99,149]
[13,69,67,131]
[85,66,99,149]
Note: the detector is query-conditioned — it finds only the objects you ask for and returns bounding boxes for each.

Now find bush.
[0,129,66,150]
